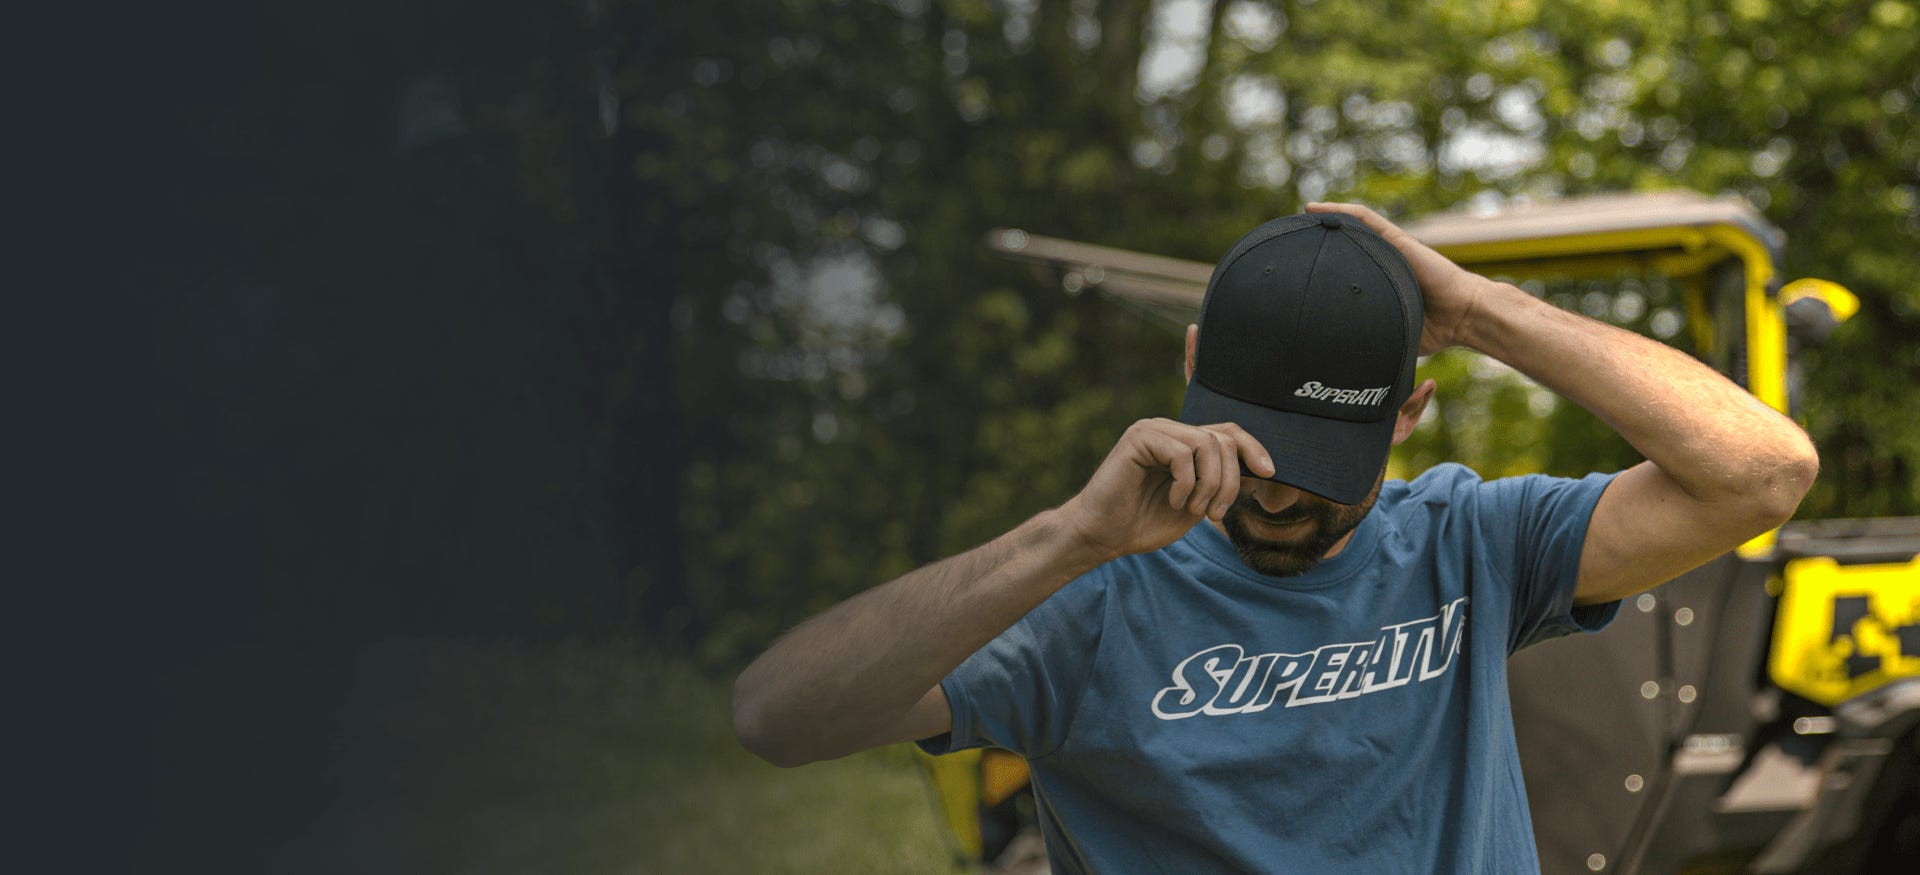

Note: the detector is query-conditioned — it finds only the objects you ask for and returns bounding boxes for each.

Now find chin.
[1235,547,1324,578]
[1223,510,1339,577]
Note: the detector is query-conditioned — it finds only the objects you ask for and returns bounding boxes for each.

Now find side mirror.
[1781,278,1859,347]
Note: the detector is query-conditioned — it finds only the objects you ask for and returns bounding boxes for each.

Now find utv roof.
[985,190,1784,321]
[1399,190,1784,254]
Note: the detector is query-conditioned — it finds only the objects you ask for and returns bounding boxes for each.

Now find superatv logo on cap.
[1293,381,1390,406]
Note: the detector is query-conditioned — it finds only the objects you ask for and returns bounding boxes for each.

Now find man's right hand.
[736,417,1272,766]
[1057,418,1274,562]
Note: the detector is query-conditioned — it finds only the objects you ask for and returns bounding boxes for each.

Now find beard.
[1220,470,1384,577]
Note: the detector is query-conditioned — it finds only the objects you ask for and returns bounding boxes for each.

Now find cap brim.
[1177,379,1394,505]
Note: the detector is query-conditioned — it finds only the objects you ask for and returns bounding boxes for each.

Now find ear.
[1391,379,1437,445]
[1184,324,1198,383]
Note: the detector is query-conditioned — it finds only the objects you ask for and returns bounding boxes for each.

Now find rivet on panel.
[1794,716,1837,735]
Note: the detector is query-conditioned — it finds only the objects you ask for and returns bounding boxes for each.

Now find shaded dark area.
[131,0,686,645]
[42,2,689,869]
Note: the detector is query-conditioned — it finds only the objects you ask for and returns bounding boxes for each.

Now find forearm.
[1462,278,1818,515]
[732,507,1107,766]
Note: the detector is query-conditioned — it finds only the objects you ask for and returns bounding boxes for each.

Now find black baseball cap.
[1178,212,1423,505]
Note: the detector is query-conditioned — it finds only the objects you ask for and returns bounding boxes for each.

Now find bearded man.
[732,204,1819,873]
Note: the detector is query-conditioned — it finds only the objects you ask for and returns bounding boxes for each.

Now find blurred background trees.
[650,0,1920,667]
[113,0,1920,670]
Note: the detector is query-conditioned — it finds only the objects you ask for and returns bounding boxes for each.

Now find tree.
[661,0,1920,667]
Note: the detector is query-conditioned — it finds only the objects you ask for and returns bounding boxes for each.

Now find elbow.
[731,674,811,768]
[733,723,808,769]
[1750,438,1821,528]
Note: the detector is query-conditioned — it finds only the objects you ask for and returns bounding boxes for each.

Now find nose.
[1244,480,1302,515]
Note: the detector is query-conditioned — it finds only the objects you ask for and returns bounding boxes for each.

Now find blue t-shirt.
[920,463,1620,874]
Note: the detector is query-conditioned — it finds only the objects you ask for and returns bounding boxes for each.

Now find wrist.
[1028,506,1120,576]
[1454,277,1530,357]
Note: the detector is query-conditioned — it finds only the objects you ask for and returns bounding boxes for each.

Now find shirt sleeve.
[915,566,1111,759]
[1475,471,1623,653]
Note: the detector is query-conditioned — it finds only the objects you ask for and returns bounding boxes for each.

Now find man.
[733,203,1819,872]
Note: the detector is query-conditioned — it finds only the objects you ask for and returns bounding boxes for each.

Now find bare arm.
[1310,203,1820,606]
[732,510,1102,767]
[733,419,1274,767]
[1459,282,1817,603]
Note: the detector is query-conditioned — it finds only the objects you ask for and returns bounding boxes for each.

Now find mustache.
[1231,501,1317,527]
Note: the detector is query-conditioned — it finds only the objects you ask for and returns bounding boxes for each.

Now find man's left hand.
[1306,201,1483,356]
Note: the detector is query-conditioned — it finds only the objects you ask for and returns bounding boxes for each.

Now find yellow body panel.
[981,748,1031,807]
[1769,555,1920,707]
[916,747,984,861]
[1708,226,1787,413]
[1684,277,1716,358]
[1780,277,1861,321]
[1428,224,1788,411]
[1428,226,1717,270]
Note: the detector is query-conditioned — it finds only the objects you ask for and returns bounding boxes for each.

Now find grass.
[281,639,957,874]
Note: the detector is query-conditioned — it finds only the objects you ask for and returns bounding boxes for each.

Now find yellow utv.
[923,191,1919,875]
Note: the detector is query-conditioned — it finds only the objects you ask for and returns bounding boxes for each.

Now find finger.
[1307,202,1453,281]
[1159,431,1190,510]
[1188,431,1221,516]
[1204,431,1240,521]
[1137,420,1230,517]
[1139,431,1198,511]
[1210,423,1274,481]
[1305,201,1397,237]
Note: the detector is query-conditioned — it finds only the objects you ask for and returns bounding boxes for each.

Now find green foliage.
[648,0,1920,666]
[289,641,949,873]
[1510,0,1920,512]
